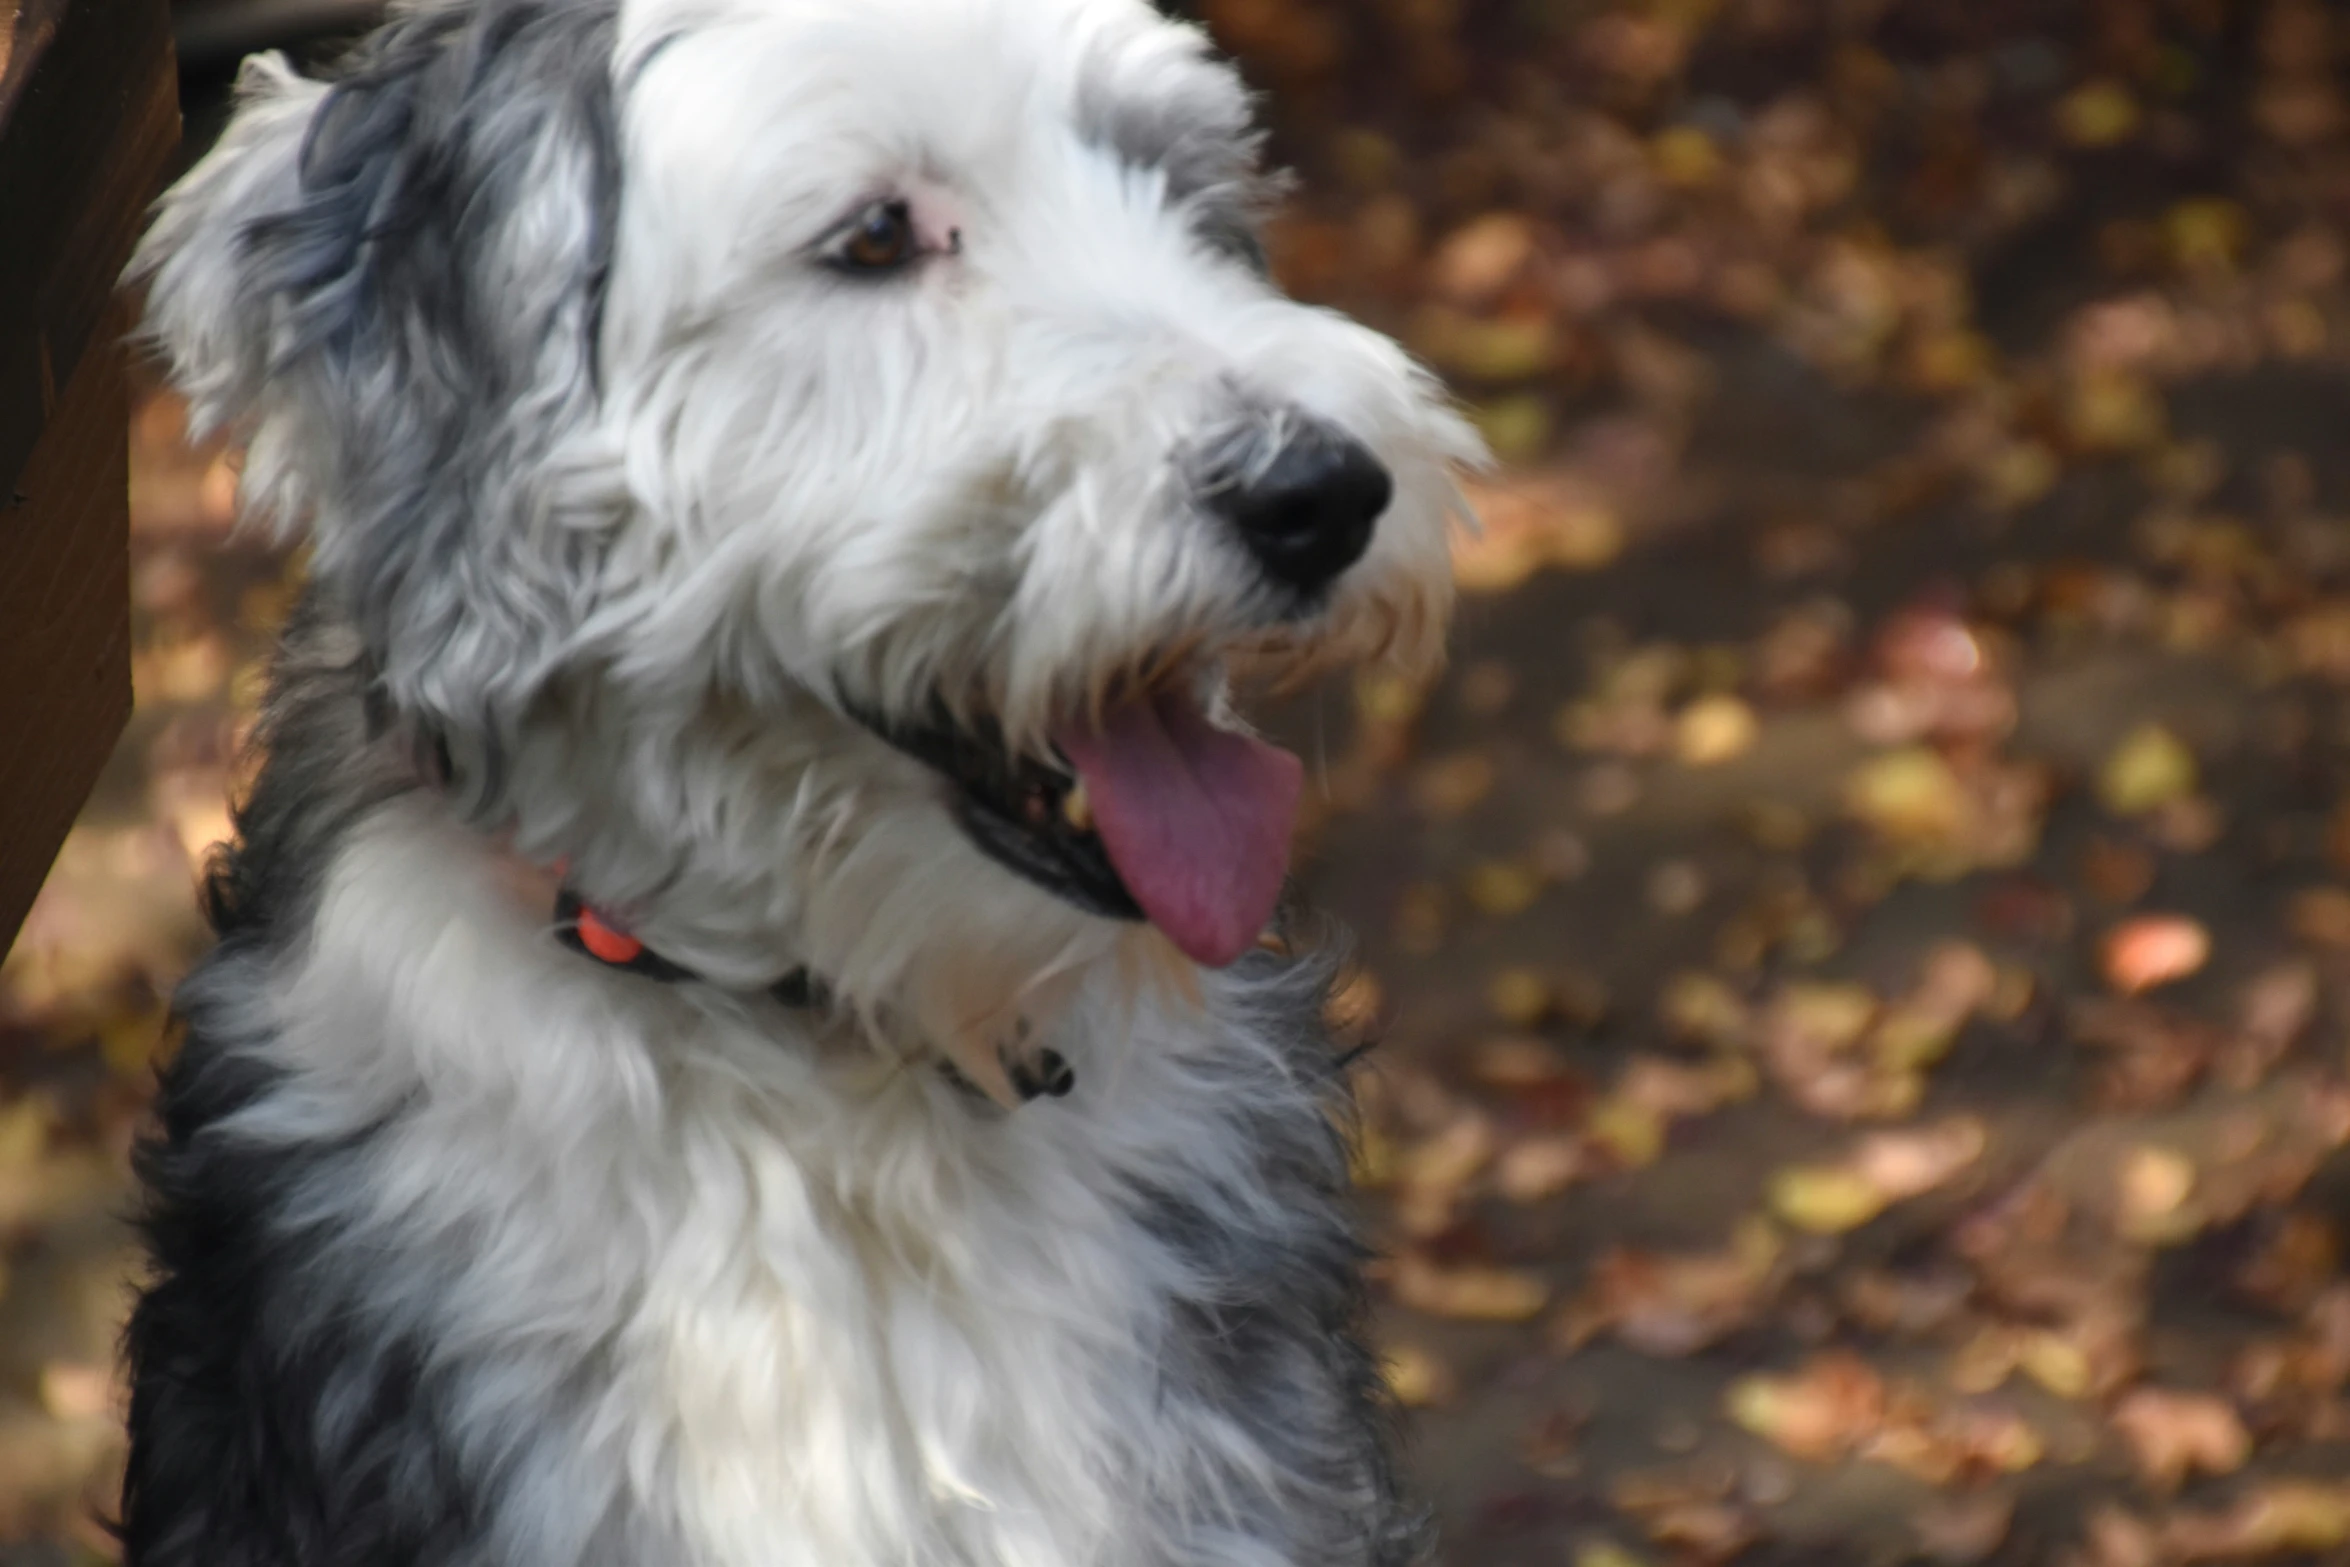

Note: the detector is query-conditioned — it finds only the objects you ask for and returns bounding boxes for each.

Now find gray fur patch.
[1135,936,1429,1566]
[238,0,627,799]
[1074,58,1277,271]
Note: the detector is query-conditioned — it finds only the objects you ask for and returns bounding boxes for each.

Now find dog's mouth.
[849,683,1303,968]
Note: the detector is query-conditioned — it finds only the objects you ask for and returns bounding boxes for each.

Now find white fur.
[133,0,1481,1561]
[242,793,1364,1567]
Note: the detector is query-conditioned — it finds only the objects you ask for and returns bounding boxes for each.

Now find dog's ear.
[135,1,627,774]
[133,52,333,445]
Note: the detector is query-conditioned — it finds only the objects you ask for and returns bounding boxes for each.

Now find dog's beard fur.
[121,0,1481,1563]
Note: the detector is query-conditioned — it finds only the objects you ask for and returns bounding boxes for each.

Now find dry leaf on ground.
[2111,1388,2253,1491]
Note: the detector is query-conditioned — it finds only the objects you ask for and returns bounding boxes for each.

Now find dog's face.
[140,0,1477,1060]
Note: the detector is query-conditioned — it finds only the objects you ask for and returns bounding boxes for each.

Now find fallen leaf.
[2080,1505,2162,1567]
[1465,859,1542,916]
[1586,1096,1668,1170]
[2101,915,2212,996]
[1725,1352,1887,1462]
[2081,836,2158,905]
[1646,859,1708,915]
[1772,1118,1984,1233]
[2099,723,2199,816]
[1495,1135,1588,1202]
[1521,1407,1583,1480]
[1411,751,1496,818]
[1572,1544,1650,1567]
[1915,1492,2015,1564]
[1580,1219,1783,1357]
[2287,887,2350,951]
[2167,198,2249,275]
[1395,1112,1495,1237]
[1380,1342,1457,1408]
[2061,81,2141,146]
[1848,747,1968,842]
[1472,395,1552,463]
[1772,1164,1887,1234]
[2166,1480,2350,1559]
[2118,1145,2200,1244]
[1454,476,1625,591]
[1488,968,1554,1027]
[2112,1387,2252,1491]
[1851,1117,1988,1202]
[2237,961,2317,1059]
[1865,1390,2046,1483]
[1616,1054,1757,1120]
[1651,125,1721,187]
[2236,1211,2340,1313]
[1469,1034,1572,1089]
[1676,695,1759,767]
[1431,212,1537,304]
[1658,972,1750,1048]
[1390,1252,1551,1322]
[1842,1267,1972,1339]
[2017,1329,2096,1399]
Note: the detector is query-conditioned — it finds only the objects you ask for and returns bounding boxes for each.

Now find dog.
[119,0,1480,1562]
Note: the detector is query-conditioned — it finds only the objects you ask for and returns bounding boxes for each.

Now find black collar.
[549,889,1073,1103]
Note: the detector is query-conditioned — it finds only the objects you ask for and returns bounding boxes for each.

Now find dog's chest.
[600,1057,1217,1567]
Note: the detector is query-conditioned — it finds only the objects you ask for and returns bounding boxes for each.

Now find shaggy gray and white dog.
[121,1,1480,1562]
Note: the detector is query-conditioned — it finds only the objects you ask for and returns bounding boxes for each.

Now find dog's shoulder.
[120,1005,486,1565]
[118,593,491,1566]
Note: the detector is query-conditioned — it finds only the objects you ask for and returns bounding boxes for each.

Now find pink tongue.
[1053,692,1303,968]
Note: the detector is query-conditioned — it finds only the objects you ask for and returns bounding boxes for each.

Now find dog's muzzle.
[840,414,1397,965]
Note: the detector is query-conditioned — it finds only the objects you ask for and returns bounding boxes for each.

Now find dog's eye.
[832,200,920,275]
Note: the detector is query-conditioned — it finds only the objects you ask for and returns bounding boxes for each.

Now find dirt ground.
[14,1,2350,1563]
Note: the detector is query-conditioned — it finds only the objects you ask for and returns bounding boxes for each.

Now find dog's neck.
[469,830,1077,1110]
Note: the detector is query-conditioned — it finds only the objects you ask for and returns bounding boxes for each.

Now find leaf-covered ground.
[13,2,2350,1562]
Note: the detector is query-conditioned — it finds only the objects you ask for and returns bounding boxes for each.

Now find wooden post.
[0,0,180,956]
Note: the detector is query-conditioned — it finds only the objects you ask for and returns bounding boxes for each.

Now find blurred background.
[11,1,2350,1562]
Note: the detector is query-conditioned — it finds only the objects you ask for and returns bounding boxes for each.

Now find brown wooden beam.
[0,0,181,956]
[0,0,180,497]
[0,321,135,956]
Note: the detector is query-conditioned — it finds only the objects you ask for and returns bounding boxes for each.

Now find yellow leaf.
[2119,1144,2199,1243]
[1675,695,1759,767]
[1652,125,1720,187]
[2098,723,2198,816]
[1981,442,2059,510]
[2166,198,2249,274]
[1488,967,1553,1027]
[2017,1331,2094,1400]
[1770,1164,1887,1234]
[2060,81,2140,146]
[1471,395,1552,463]
[1465,860,1542,917]
[1574,1545,1651,1567]
[1846,747,1967,844]
[1587,1097,1667,1170]
[1380,1343,1457,1407]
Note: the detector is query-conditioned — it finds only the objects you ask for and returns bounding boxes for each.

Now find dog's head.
[140,0,1479,1061]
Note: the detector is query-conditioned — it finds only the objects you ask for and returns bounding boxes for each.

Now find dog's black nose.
[1209,425,1393,595]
